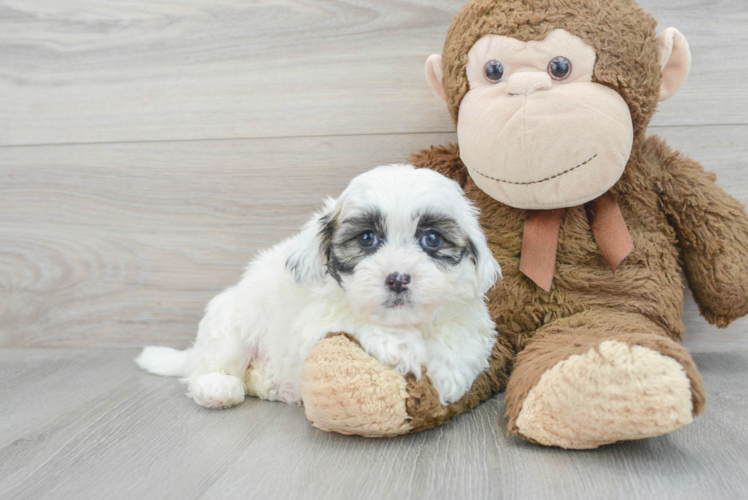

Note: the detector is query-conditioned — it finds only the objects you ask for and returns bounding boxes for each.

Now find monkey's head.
[425,0,691,209]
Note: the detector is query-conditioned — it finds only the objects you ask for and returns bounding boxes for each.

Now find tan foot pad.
[515,340,694,449]
[301,334,412,437]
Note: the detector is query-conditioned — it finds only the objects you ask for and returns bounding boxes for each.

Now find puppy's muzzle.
[386,273,411,294]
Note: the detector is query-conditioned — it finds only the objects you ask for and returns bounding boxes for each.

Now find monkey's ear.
[656,28,691,102]
[425,54,447,102]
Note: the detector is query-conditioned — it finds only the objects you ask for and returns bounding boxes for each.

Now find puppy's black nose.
[386,273,411,293]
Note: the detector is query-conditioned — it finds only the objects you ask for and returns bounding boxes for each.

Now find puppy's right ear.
[285,197,339,285]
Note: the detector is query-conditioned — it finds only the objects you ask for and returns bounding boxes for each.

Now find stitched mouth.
[472,154,598,186]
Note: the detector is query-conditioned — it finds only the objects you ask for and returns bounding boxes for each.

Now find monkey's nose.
[507,72,552,95]
[386,273,411,294]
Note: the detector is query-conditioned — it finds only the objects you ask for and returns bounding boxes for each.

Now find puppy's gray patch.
[416,212,478,266]
[327,209,386,284]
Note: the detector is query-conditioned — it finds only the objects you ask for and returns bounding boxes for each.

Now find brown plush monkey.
[299,0,748,448]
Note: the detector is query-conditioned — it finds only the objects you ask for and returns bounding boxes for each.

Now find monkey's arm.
[652,137,748,327]
[301,332,512,436]
[408,143,469,187]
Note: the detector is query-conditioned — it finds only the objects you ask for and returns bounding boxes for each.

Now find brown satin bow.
[519,191,634,292]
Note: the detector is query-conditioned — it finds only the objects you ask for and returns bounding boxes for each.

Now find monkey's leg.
[505,309,705,449]
[300,332,512,437]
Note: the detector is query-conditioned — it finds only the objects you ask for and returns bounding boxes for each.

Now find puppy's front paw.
[188,373,245,409]
[391,340,428,379]
[426,361,473,406]
[357,328,427,379]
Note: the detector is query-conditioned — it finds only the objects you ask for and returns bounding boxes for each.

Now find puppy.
[136,164,500,408]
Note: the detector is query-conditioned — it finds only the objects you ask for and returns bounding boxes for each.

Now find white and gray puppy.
[136,164,501,408]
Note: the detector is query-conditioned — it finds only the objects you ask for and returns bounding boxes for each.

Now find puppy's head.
[288,164,500,327]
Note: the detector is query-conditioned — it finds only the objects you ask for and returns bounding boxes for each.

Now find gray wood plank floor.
[0,349,746,500]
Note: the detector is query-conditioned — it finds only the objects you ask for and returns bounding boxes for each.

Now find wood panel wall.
[1,0,747,349]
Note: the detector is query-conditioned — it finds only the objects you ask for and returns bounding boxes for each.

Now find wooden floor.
[1,0,748,498]
[0,349,745,500]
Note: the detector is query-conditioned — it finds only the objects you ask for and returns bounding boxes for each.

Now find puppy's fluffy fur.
[136,165,500,408]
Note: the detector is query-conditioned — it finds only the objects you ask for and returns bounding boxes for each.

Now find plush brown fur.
[300,0,748,445]
[404,126,747,436]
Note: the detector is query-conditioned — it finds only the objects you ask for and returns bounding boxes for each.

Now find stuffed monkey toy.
[299,0,748,449]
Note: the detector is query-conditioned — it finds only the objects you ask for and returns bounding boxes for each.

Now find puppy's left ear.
[286,197,340,285]
[463,217,502,295]
[473,238,502,296]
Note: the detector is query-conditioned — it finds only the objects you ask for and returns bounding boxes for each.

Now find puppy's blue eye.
[357,230,378,248]
[420,230,443,251]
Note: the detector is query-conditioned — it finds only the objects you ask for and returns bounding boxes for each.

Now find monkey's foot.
[514,340,700,449]
[301,333,413,437]
[301,332,509,437]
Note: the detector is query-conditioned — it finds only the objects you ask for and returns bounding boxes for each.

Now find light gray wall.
[1,0,746,350]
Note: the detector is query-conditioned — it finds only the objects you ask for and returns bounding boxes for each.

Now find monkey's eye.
[548,56,572,80]
[420,230,443,251]
[357,230,379,248]
[484,60,505,83]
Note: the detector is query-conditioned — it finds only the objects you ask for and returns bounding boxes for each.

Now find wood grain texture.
[2,126,748,350]
[0,132,440,348]
[0,0,746,147]
[0,349,746,500]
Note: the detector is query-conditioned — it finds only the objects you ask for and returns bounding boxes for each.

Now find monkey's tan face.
[457,30,634,209]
